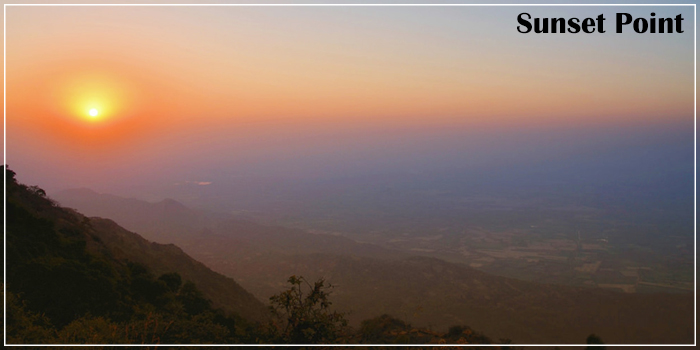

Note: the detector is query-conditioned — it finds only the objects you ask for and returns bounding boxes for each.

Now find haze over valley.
[53,121,695,294]
[51,125,695,343]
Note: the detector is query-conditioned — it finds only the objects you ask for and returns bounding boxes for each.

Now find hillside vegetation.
[5,167,269,343]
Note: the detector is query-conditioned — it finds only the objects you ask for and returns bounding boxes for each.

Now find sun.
[88,108,99,118]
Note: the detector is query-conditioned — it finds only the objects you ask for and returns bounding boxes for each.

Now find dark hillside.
[87,217,267,322]
[5,167,268,343]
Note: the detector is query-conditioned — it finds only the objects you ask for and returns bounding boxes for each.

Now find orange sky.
[5,5,695,170]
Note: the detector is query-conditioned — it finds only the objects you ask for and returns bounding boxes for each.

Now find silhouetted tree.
[267,275,347,344]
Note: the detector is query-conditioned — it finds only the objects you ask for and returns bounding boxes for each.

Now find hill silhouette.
[5,168,268,344]
[86,217,268,322]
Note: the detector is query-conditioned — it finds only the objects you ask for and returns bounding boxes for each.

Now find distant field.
[244,190,694,292]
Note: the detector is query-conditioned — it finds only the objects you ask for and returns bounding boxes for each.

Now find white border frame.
[2,3,696,348]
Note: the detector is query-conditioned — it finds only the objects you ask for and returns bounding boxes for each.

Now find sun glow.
[47,68,141,125]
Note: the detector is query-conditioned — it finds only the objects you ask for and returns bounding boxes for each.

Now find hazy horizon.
[7,5,694,247]
[6,5,695,197]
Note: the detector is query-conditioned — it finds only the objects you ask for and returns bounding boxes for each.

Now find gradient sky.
[4,3,695,192]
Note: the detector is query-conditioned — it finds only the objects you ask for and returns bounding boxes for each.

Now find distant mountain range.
[54,188,223,242]
[53,187,694,344]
